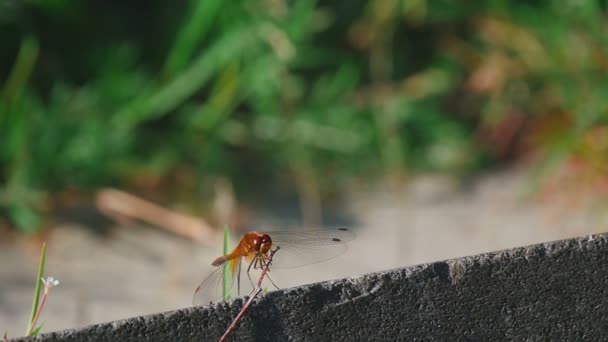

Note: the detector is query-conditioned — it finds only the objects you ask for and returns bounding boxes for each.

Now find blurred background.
[2,0,608,335]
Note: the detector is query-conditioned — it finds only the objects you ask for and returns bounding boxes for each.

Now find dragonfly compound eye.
[259,234,272,253]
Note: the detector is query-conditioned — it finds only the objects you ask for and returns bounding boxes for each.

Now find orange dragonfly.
[192,228,355,305]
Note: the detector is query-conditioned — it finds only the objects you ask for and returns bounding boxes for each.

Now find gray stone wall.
[16,233,608,341]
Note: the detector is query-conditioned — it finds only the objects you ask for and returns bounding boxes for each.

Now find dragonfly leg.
[265,273,280,290]
[261,250,276,268]
[246,257,256,289]
[237,259,242,296]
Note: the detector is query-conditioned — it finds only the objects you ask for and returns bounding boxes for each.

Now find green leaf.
[30,322,44,336]
[26,242,46,336]
[8,204,41,234]
[113,25,256,131]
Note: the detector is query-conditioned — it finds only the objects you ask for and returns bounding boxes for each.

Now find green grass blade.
[1,35,39,106]
[163,0,223,75]
[222,225,232,301]
[113,25,255,131]
[25,242,46,336]
[30,322,44,336]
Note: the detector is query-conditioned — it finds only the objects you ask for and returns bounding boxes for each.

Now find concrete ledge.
[18,233,608,341]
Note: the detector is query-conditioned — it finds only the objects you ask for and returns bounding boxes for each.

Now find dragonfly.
[192,227,355,306]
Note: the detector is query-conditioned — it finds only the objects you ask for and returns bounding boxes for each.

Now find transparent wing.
[192,228,355,305]
[192,258,241,306]
[192,258,278,306]
[266,228,355,269]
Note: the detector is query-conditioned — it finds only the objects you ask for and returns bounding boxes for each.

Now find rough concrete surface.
[3,169,607,338]
[15,233,608,341]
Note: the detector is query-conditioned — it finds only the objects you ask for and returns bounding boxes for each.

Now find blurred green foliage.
[1,0,607,232]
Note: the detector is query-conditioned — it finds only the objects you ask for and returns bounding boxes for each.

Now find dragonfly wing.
[192,257,241,306]
[267,228,355,269]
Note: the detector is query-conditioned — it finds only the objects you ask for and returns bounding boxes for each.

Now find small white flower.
[41,276,60,288]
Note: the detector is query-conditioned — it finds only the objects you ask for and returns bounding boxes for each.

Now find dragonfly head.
[252,233,273,254]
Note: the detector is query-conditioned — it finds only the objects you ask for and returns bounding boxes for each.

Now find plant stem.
[25,242,46,336]
[27,290,48,335]
[218,247,280,342]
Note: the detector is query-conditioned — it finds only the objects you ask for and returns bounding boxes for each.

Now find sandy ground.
[1,168,605,336]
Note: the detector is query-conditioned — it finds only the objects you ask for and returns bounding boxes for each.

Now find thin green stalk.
[222,226,232,301]
[25,242,46,336]
[1,35,39,106]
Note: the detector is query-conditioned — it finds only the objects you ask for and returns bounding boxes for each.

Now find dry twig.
[218,247,280,342]
[96,188,217,242]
